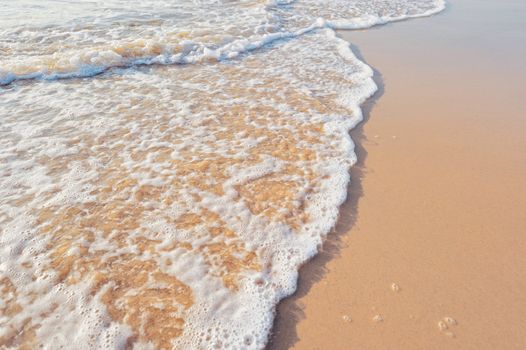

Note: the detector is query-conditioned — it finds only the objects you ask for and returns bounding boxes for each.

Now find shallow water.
[0,1,443,348]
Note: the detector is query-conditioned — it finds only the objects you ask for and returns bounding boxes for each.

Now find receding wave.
[0,0,444,349]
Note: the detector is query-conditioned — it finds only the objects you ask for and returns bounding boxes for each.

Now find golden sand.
[269,1,526,349]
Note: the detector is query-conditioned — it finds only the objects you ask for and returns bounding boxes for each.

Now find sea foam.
[0,1,444,349]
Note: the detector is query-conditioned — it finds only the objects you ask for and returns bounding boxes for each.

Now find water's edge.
[265,5,446,347]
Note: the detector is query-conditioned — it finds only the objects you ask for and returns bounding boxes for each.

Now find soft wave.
[0,1,444,349]
[0,0,445,86]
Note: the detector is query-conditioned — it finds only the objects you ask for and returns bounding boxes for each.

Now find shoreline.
[267,42,384,349]
[265,29,386,350]
[268,0,526,348]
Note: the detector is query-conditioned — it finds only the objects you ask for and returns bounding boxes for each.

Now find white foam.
[0,0,445,86]
[0,1,445,349]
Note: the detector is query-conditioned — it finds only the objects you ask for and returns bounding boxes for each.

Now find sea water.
[0,1,444,348]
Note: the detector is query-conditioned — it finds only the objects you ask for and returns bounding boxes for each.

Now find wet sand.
[269,0,526,349]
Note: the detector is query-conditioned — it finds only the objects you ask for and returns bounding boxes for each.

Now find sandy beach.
[269,0,526,349]
[2,1,525,348]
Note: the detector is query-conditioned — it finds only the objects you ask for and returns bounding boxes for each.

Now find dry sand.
[269,0,526,349]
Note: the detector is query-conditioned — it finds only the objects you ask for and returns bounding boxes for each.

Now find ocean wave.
[0,1,444,349]
[0,0,444,86]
